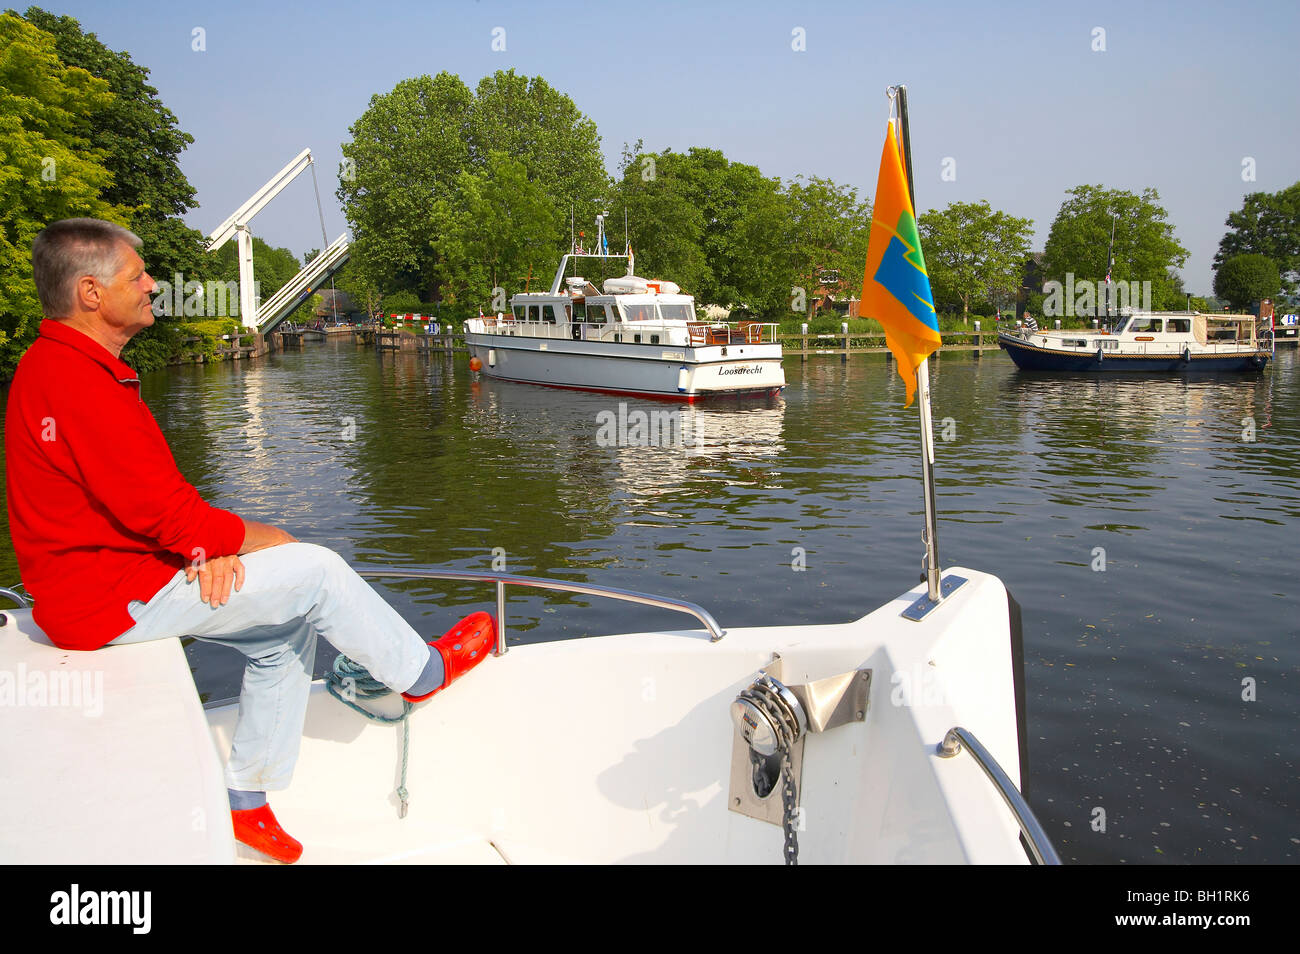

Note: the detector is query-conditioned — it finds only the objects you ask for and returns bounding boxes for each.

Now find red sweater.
[5,320,246,650]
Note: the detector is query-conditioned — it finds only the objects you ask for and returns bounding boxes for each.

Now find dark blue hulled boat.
[998,312,1271,373]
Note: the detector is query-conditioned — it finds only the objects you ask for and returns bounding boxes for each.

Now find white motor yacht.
[464,239,785,401]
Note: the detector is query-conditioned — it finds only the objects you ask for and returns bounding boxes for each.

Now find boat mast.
[894,86,945,608]
[1104,215,1116,328]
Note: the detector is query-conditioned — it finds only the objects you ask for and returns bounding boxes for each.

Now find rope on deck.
[325,655,414,818]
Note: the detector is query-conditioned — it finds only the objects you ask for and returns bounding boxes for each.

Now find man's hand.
[188,554,245,608]
[238,519,298,554]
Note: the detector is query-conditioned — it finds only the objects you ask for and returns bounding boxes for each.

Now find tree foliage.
[607,146,869,318]
[918,200,1034,320]
[436,151,560,306]
[783,175,871,304]
[1042,185,1188,310]
[0,12,129,373]
[1213,253,1280,310]
[1,8,210,376]
[1214,182,1300,297]
[20,7,210,371]
[338,70,605,307]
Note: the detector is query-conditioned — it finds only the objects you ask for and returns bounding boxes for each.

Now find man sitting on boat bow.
[5,219,495,863]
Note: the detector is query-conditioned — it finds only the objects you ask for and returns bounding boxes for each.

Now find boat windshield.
[1127,316,1161,333]
[587,302,616,323]
[657,303,693,321]
[623,303,657,322]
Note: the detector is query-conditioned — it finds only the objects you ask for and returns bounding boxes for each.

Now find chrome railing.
[936,725,1061,865]
[0,586,30,608]
[354,567,725,653]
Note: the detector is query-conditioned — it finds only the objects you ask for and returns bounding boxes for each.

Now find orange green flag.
[861,121,941,406]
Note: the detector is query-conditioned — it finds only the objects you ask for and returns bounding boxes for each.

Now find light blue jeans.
[109,543,429,792]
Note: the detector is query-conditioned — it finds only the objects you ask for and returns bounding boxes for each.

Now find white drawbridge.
[205,148,351,333]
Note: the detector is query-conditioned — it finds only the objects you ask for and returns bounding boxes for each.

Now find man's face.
[97,244,157,339]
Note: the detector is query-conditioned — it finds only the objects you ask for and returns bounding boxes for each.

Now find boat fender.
[469,356,482,372]
[677,365,689,393]
[1097,346,1104,364]
[487,349,496,367]
[1183,346,1191,364]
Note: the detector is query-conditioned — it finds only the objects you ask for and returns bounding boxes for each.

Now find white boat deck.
[2,569,1032,865]
[0,611,234,864]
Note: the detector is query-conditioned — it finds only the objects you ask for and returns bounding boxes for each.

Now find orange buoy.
[469,356,483,372]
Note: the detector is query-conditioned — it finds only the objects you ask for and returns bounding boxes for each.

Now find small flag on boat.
[860,121,941,406]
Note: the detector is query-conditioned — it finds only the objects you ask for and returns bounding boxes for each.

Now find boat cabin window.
[525,304,538,322]
[623,302,657,322]
[1128,316,1160,333]
[512,305,525,321]
[542,305,557,324]
[587,303,613,323]
[570,301,584,321]
[1166,318,1191,333]
[656,303,692,322]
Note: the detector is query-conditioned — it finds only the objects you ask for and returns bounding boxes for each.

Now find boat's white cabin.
[1016,311,1264,354]
[471,275,778,348]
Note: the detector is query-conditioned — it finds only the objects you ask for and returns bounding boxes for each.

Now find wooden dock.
[367,330,468,354]
[176,333,266,364]
[781,330,999,359]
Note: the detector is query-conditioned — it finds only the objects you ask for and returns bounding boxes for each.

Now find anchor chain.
[780,744,799,865]
[754,686,800,866]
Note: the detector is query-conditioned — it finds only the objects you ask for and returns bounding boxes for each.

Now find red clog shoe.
[231,803,303,864]
[402,611,497,703]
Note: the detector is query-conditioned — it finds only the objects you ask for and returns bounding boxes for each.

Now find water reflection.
[1,343,1296,864]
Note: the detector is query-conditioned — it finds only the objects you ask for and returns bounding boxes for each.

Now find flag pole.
[894,85,945,608]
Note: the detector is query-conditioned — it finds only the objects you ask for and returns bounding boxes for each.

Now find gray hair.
[31,218,143,318]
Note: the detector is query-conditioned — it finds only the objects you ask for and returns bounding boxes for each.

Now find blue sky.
[34,0,1300,294]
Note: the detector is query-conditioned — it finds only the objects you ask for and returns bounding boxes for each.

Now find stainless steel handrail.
[0,586,30,609]
[355,567,725,654]
[936,726,1061,865]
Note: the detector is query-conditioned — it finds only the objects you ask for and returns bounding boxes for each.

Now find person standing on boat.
[5,219,495,864]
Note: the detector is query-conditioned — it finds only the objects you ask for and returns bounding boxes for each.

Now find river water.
[2,338,1296,865]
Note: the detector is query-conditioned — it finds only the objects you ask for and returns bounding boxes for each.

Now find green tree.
[338,72,473,302]
[783,175,871,307]
[19,7,210,371]
[466,70,605,234]
[1214,183,1300,297]
[338,70,607,305]
[607,143,710,297]
[607,146,791,315]
[19,8,206,276]
[437,151,560,306]
[918,200,1034,322]
[0,12,130,376]
[1042,185,1188,310]
[1213,253,1280,310]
